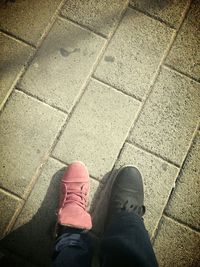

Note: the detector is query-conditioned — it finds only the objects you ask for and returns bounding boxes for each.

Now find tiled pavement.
[0,0,200,266]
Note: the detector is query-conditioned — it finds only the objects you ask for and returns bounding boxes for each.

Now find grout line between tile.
[0,51,36,113]
[50,155,68,166]
[152,213,200,246]
[0,0,67,112]
[163,214,200,234]
[128,4,176,29]
[0,186,23,201]
[0,65,29,113]
[3,205,25,239]
[0,188,25,238]
[50,155,103,184]
[126,140,181,168]
[164,64,200,84]
[15,88,68,115]
[48,155,101,183]
[91,76,142,102]
[99,105,144,189]
[58,0,130,40]
[0,41,36,113]
[127,0,192,138]
[58,14,108,39]
[3,200,25,238]
[5,142,64,234]
[90,175,102,184]
[0,29,36,48]
[151,123,200,243]
[33,0,68,49]
[150,186,177,244]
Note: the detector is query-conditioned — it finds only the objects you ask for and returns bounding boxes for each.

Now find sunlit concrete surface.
[0,0,199,266]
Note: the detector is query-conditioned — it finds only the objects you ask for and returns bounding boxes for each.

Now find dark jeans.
[52,212,158,267]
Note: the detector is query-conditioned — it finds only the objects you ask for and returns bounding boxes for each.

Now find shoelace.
[114,199,145,216]
[62,183,87,210]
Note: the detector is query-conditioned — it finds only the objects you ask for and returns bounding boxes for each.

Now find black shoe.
[107,165,145,225]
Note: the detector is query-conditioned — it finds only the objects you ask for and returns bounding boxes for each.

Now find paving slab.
[0,90,66,198]
[0,32,33,110]
[1,157,100,266]
[130,0,189,28]
[53,78,140,179]
[166,0,200,81]
[94,8,173,100]
[165,131,200,231]
[129,67,200,166]
[60,0,129,37]
[154,216,200,267]
[115,143,179,236]
[19,18,105,112]
[0,0,63,45]
[0,189,23,239]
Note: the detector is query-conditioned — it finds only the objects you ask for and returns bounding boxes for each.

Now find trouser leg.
[100,212,158,267]
[52,227,93,267]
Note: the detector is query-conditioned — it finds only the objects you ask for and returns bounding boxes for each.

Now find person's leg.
[52,226,92,267]
[52,162,93,267]
[100,166,158,267]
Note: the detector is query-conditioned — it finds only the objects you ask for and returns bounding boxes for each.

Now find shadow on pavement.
[0,166,118,267]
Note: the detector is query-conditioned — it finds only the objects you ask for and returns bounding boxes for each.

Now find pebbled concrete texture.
[166,0,200,81]
[61,0,129,37]
[0,0,200,266]
[18,18,106,112]
[53,78,140,179]
[94,8,173,100]
[0,90,66,198]
[0,0,63,45]
[130,0,190,28]
[0,189,23,239]
[154,216,200,267]
[165,131,200,231]
[129,66,200,166]
[0,32,34,110]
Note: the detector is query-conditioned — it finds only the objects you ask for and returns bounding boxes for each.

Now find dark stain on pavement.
[162,163,168,171]
[60,48,80,57]
[104,56,115,62]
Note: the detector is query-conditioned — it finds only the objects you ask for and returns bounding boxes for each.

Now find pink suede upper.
[57,162,92,230]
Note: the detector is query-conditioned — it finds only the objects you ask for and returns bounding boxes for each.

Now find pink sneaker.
[57,161,92,230]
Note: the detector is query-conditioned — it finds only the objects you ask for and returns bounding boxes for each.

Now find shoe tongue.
[67,189,82,203]
[65,183,87,206]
